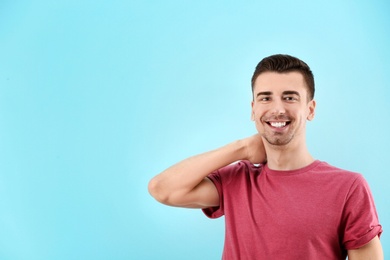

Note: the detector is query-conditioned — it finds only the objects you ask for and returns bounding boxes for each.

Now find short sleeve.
[202,169,225,218]
[201,162,245,219]
[342,174,383,249]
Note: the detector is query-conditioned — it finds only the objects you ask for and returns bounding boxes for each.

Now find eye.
[257,96,271,102]
[284,95,298,102]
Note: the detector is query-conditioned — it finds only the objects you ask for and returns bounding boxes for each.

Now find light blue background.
[0,1,389,259]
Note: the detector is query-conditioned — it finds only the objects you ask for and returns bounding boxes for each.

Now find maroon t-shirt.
[203,160,382,259]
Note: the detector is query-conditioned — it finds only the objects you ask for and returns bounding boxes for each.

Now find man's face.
[251,71,316,147]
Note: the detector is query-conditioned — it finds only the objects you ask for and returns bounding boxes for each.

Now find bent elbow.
[148,177,186,206]
[148,177,170,204]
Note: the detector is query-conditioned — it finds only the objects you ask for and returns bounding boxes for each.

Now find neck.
[263,139,314,171]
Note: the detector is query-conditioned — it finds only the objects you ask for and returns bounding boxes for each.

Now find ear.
[307,99,316,121]
[251,101,255,121]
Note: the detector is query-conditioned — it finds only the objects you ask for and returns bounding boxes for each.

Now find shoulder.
[314,161,362,180]
[309,161,370,196]
[315,161,376,199]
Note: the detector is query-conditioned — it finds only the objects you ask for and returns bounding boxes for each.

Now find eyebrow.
[283,91,300,96]
[256,90,300,97]
[256,91,272,97]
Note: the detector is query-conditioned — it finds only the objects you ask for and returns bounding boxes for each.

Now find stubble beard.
[259,116,295,147]
[262,131,295,146]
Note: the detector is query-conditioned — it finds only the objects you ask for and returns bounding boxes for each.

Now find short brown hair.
[251,54,315,101]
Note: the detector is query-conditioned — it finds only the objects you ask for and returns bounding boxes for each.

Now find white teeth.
[270,122,286,128]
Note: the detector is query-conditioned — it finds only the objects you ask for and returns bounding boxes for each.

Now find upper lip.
[264,119,291,124]
[261,115,292,126]
[264,119,291,127]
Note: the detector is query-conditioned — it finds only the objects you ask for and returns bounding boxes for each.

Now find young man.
[148,54,383,259]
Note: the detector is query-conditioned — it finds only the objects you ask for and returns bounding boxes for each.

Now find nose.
[270,99,286,115]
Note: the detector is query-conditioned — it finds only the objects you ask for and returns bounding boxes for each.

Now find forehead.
[253,71,307,96]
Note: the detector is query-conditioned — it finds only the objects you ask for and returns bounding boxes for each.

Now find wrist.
[231,139,248,161]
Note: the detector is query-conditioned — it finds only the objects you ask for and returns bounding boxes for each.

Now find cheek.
[254,118,264,133]
[252,105,265,117]
[252,110,264,122]
[253,111,266,129]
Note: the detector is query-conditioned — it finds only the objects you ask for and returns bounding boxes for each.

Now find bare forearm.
[348,236,383,260]
[148,140,246,204]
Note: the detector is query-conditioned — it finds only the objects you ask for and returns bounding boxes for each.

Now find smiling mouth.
[267,121,290,128]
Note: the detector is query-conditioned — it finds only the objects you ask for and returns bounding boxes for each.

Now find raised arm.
[148,134,265,208]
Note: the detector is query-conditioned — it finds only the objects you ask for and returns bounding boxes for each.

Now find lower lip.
[268,124,288,132]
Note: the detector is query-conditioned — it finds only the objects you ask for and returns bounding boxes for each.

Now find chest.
[223,174,346,240]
